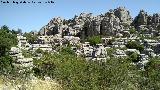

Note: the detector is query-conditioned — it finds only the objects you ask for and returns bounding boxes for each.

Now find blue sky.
[0,0,160,32]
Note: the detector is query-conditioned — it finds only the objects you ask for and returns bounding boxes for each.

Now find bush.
[87,36,102,45]
[0,25,17,74]
[129,28,136,34]
[0,55,13,73]
[61,46,75,55]
[22,50,33,58]
[33,52,141,89]
[139,59,160,89]
[35,48,43,54]
[126,41,144,52]
[0,26,17,56]
[33,47,160,90]
[23,33,38,44]
[128,52,140,62]
[106,48,115,57]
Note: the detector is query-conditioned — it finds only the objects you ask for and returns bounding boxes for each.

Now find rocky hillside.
[39,7,160,38]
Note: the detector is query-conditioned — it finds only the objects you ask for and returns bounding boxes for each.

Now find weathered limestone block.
[114,7,132,25]
[152,13,160,24]
[133,10,148,27]
[101,11,120,36]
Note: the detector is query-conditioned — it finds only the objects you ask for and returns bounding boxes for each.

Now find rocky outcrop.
[39,7,160,38]
[132,10,160,34]
[133,10,148,27]
[100,7,133,36]
[152,13,160,31]
[39,17,64,36]
[152,13,160,25]
[90,16,102,36]
[101,11,120,36]
[114,7,132,25]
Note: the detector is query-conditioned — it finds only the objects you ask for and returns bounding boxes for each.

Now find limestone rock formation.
[101,11,120,36]
[39,17,64,36]
[152,13,160,30]
[39,7,160,38]
[152,13,160,25]
[114,7,132,25]
[90,16,102,36]
[133,10,148,27]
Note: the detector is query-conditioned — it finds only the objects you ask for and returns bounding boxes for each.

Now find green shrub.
[129,28,136,34]
[128,52,140,62]
[22,50,33,58]
[33,52,141,89]
[126,41,144,52]
[0,25,17,74]
[61,46,75,55]
[23,32,38,44]
[35,48,43,54]
[87,36,102,45]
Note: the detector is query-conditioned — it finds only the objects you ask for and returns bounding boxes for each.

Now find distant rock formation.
[101,11,121,36]
[39,17,64,36]
[152,13,160,25]
[114,7,132,25]
[133,10,148,27]
[39,7,160,38]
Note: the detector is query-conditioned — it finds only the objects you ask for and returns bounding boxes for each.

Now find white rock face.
[101,11,121,36]
[114,7,133,24]
[10,47,33,68]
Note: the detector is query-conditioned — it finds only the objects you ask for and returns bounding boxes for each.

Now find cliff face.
[39,7,160,38]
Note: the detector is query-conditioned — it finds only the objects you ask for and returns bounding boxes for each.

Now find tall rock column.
[101,11,120,36]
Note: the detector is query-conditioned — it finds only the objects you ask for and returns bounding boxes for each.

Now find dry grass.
[26,79,62,90]
[0,76,62,90]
